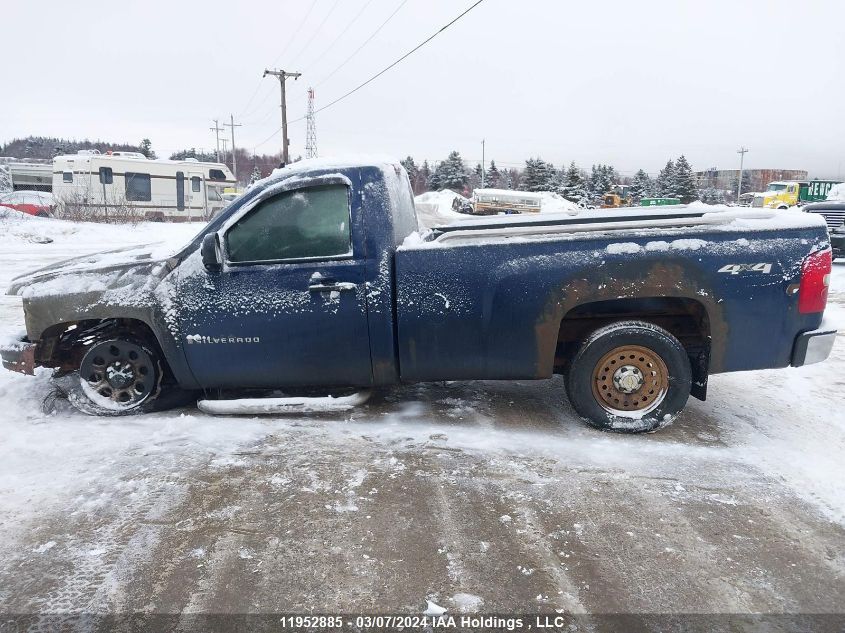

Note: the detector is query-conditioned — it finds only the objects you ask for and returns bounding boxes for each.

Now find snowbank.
[536,191,580,214]
[413,190,469,229]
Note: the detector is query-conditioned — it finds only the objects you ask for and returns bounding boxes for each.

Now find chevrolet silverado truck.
[0,157,838,432]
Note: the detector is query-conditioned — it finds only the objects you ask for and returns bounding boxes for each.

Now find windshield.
[766,183,787,192]
[207,187,222,201]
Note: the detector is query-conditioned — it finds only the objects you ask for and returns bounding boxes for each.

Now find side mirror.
[201,233,222,272]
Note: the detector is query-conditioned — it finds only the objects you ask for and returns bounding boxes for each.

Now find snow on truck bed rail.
[399,204,828,250]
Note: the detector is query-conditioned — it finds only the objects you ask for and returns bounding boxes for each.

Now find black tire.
[62,335,193,416]
[565,321,691,433]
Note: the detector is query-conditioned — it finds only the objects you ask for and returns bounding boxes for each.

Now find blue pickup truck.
[1,157,837,432]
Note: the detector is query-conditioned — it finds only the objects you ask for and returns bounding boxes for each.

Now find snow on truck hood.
[7,242,178,298]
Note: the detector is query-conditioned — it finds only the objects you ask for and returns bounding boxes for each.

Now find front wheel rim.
[79,340,158,410]
[591,344,669,416]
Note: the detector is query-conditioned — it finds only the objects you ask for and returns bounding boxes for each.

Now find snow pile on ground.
[414,190,469,228]
[536,191,580,214]
[825,182,845,201]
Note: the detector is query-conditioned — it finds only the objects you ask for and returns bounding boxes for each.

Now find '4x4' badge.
[718,263,773,275]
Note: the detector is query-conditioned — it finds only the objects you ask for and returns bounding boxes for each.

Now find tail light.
[798,248,832,314]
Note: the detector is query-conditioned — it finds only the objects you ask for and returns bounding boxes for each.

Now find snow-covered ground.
[0,212,844,614]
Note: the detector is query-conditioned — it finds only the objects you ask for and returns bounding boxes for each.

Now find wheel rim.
[79,340,157,410]
[591,344,669,416]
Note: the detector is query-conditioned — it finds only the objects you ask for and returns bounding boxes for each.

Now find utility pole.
[224,114,242,182]
[209,119,223,163]
[263,68,302,164]
[481,139,485,188]
[737,146,749,201]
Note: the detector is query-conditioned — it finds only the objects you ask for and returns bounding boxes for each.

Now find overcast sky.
[3,0,844,177]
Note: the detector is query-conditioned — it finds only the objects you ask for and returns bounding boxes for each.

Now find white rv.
[52,151,237,221]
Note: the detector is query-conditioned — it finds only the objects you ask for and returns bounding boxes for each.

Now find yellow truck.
[752,180,841,209]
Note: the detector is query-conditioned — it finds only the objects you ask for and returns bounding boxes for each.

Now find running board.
[197,391,371,415]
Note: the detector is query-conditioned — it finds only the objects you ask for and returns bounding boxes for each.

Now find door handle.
[308,282,357,293]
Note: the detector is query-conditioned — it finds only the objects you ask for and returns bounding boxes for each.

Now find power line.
[314,0,410,88]
[312,0,485,114]
[288,0,344,68]
[302,0,378,72]
[252,0,486,150]
[271,0,320,66]
[238,0,319,118]
[244,0,401,130]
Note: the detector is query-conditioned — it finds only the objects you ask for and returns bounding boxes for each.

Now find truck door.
[176,178,373,388]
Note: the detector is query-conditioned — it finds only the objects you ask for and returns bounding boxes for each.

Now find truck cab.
[753,181,800,209]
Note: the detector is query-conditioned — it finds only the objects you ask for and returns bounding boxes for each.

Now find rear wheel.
[565,321,691,433]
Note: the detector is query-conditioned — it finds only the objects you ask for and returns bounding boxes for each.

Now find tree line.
[401,152,702,204]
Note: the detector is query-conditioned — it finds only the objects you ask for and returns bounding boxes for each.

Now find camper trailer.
[52,151,236,221]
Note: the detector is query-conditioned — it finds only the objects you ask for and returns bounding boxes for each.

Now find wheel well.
[555,297,711,399]
[38,318,169,377]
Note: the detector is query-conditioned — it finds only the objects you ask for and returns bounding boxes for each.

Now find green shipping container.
[640,198,681,206]
[799,180,841,203]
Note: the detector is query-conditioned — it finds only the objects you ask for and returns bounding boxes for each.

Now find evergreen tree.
[656,160,676,197]
[401,156,429,195]
[429,151,469,192]
[485,160,502,188]
[588,164,616,199]
[630,169,653,201]
[543,161,560,191]
[562,161,588,203]
[470,162,484,190]
[523,157,557,192]
[170,148,218,162]
[417,160,432,195]
[701,187,726,204]
[139,138,156,159]
[0,165,12,194]
[400,156,419,183]
[673,155,699,203]
[249,165,262,184]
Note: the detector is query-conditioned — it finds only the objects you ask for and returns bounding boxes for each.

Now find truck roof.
[266,155,401,180]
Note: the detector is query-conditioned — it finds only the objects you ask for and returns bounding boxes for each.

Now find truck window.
[226,185,351,263]
[191,176,201,192]
[209,169,226,181]
[125,172,152,201]
[63,172,73,183]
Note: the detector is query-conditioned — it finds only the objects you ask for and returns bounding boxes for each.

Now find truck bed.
[395,207,829,383]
